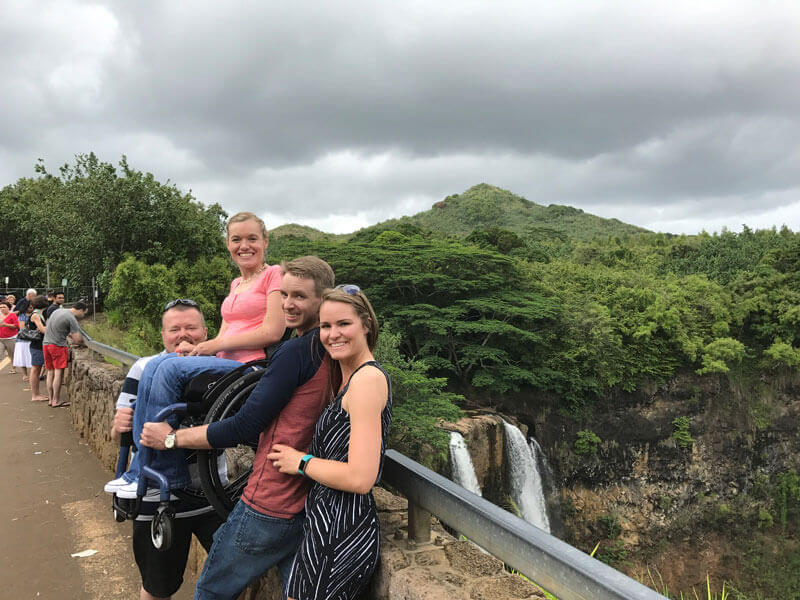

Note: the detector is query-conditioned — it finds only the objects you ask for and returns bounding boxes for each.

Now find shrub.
[671,416,694,449]
[574,430,602,455]
[598,514,622,539]
[758,508,774,529]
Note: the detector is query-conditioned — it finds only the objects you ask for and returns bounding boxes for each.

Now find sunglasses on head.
[334,284,361,295]
[164,298,200,312]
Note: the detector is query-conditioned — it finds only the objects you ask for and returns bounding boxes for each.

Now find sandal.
[51,402,71,408]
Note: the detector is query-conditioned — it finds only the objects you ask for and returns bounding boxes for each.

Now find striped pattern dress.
[286,361,392,600]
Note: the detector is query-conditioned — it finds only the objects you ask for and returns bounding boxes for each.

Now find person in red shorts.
[42,301,87,407]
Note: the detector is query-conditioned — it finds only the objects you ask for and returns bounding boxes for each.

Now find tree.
[0,153,228,290]
[271,230,560,393]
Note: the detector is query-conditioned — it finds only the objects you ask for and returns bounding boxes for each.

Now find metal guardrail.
[72,334,665,599]
[78,328,139,367]
[382,449,667,600]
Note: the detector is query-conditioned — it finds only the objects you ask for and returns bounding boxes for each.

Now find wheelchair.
[111,345,283,551]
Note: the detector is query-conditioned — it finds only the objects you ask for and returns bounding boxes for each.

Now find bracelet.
[297,454,314,476]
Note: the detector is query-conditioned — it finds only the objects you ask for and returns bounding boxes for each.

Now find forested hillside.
[369,183,650,241]
[271,183,649,245]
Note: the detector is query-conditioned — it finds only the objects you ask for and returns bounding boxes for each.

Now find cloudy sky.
[3,1,800,235]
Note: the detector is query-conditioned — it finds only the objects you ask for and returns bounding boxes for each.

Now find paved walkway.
[0,357,195,599]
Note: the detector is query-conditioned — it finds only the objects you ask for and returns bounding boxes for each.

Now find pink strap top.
[218,264,283,363]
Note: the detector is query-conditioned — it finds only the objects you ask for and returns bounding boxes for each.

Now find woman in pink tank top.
[106,211,288,493]
[190,211,285,361]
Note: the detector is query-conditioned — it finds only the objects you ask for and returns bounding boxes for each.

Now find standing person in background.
[44,291,65,320]
[0,301,20,373]
[27,296,48,401]
[13,289,36,316]
[42,300,86,407]
[268,285,392,600]
[13,303,32,382]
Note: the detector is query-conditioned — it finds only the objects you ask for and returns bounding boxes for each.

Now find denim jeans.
[194,500,304,600]
[124,354,242,488]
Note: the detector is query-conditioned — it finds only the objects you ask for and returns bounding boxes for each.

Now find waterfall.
[503,421,551,533]
[449,432,482,496]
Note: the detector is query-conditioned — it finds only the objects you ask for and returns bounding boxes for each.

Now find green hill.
[268,223,343,241]
[270,184,649,243]
[371,184,649,242]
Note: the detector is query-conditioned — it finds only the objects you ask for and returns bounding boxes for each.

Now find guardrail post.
[407,500,431,545]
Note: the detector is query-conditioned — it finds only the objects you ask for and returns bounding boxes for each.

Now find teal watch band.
[297,454,314,476]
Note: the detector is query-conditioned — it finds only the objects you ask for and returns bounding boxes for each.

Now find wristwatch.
[164,429,177,450]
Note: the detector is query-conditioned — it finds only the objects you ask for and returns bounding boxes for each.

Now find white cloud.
[2,0,800,235]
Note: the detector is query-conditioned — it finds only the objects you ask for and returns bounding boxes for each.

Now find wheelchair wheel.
[151,505,174,551]
[197,366,266,518]
[113,506,126,523]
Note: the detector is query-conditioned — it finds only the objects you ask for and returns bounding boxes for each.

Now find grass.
[511,542,739,600]
[81,313,157,361]
[82,313,127,348]
[647,570,730,600]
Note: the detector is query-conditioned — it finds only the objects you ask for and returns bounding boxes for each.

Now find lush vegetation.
[365,183,648,242]
[6,157,800,595]
[0,153,227,291]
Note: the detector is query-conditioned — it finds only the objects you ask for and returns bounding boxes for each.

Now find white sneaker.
[115,481,141,499]
[104,476,131,494]
[116,480,178,501]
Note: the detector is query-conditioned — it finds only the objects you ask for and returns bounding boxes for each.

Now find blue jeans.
[194,500,304,600]
[124,354,242,488]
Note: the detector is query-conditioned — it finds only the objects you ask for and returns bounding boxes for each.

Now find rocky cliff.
[454,370,800,595]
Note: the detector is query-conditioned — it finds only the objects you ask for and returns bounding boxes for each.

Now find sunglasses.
[334,284,361,295]
[164,298,200,312]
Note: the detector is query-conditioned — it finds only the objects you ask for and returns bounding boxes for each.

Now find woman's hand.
[140,421,173,450]
[267,444,304,475]
[188,339,220,356]
[174,340,197,356]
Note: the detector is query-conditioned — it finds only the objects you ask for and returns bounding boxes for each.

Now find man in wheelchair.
[140,256,336,599]
[109,298,225,600]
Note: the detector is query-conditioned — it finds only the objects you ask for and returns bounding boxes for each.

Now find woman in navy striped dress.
[268,285,392,600]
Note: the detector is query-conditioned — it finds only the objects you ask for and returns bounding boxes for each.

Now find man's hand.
[111,407,133,442]
[113,407,134,434]
[141,421,173,450]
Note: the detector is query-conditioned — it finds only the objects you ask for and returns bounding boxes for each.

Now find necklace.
[240,263,266,285]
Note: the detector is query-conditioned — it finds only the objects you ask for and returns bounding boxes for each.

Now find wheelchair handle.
[120,431,134,447]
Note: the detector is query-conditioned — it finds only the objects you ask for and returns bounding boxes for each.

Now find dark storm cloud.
[2,0,800,234]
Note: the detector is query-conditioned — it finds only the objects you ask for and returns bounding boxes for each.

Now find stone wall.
[64,348,543,599]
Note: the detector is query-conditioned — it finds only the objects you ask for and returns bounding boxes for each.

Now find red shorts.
[43,345,69,370]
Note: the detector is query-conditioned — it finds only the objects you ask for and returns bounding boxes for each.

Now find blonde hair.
[226,211,268,240]
[321,287,379,350]
[281,256,335,297]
